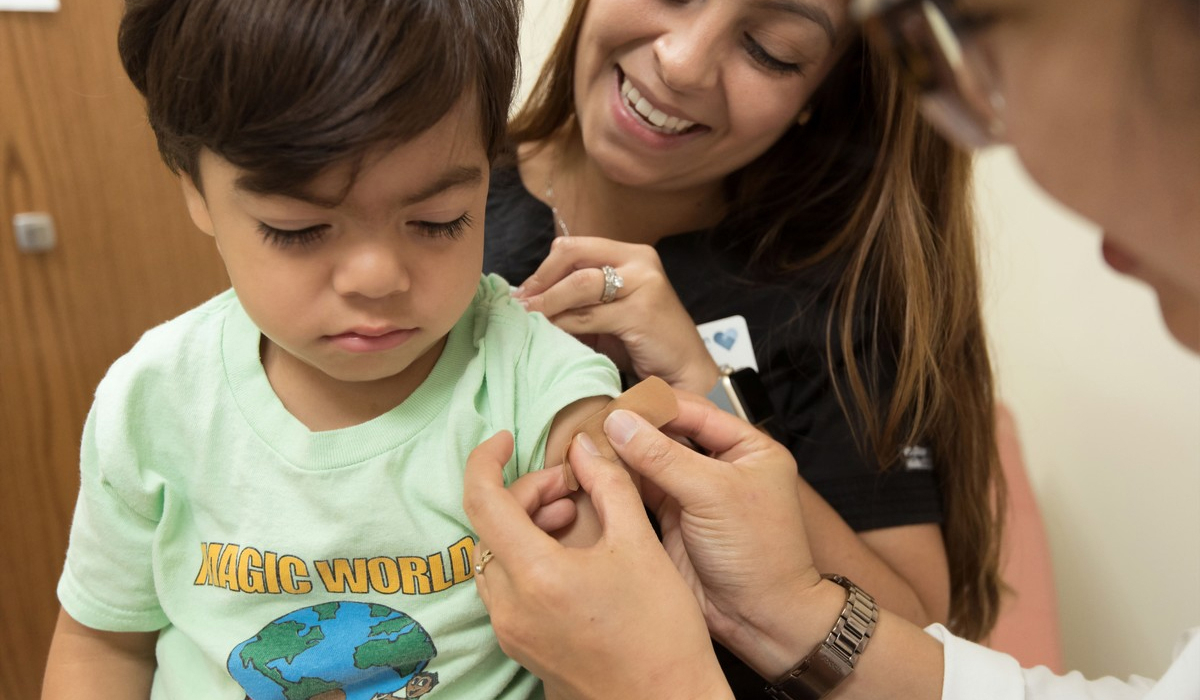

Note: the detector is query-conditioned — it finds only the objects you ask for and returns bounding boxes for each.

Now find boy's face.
[182,100,489,410]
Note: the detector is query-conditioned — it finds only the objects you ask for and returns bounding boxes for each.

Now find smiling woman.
[485,0,1005,693]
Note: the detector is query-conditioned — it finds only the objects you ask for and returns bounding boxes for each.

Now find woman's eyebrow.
[753,0,838,45]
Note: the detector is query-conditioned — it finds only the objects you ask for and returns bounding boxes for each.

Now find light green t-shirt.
[58,274,619,700]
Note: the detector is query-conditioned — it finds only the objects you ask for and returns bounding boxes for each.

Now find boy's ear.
[180,173,215,237]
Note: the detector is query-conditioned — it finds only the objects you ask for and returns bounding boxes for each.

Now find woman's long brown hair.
[511,0,1005,641]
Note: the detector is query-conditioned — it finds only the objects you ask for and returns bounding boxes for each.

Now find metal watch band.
[764,575,878,700]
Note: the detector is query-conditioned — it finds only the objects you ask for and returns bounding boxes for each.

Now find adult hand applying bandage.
[573,393,850,685]
[465,392,851,696]
[465,394,946,700]
[462,428,730,700]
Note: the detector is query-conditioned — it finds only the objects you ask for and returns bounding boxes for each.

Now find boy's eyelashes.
[257,222,327,249]
[413,212,474,240]
[255,213,474,249]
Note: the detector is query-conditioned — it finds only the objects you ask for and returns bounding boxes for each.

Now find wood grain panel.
[0,2,229,696]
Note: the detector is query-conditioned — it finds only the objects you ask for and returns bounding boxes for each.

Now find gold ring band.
[475,548,494,575]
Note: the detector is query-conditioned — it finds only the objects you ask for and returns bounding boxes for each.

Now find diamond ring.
[600,265,624,304]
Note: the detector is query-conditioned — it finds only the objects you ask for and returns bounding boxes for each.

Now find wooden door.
[0,3,229,696]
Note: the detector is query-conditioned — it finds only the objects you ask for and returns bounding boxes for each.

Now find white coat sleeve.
[926,624,1199,700]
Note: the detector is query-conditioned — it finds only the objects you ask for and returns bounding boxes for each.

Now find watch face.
[730,367,775,426]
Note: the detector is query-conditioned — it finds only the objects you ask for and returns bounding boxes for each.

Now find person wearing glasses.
[464,0,1200,698]
[483,3,1006,692]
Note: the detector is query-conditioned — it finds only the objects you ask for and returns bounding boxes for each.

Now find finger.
[546,301,632,337]
[664,391,779,460]
[601,409,723,507]
[472,557,491,606]
[525,266,614,317]
[470,541,504,611]
[506,464,576,509]
[516,236,629,297]
[463,432,562,563]
[504,465,580,532]
[565,433,659,544]
[530,498,579,533]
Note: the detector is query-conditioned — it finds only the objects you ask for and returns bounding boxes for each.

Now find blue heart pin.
[713,329,737,350]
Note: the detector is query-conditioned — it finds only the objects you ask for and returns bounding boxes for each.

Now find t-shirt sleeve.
[475,274,620,482]
[511,312,620,480]
[57,377,168,633]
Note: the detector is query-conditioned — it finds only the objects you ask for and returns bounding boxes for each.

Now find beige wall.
[516,0,571,107]
[976,149,1200,679]
[516,3,1200,681]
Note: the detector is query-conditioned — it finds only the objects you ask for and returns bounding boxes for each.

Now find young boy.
[41,1,619,698]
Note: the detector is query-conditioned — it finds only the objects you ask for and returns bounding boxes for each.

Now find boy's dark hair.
[118,0,520,196]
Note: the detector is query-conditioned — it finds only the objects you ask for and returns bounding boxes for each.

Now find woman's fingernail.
[577,433,602,456]
[604,410,638,446]
[516,297,530,310]
[511,285,526,298]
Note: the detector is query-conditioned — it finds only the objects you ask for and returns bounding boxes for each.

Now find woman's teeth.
[620,78,696,135]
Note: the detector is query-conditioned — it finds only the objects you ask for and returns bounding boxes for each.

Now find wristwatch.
[705,365,775,427]
[765,575,878,700]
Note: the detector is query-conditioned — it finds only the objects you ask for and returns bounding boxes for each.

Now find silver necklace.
[544,180,572,238]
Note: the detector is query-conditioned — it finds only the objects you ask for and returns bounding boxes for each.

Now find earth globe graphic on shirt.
[227,601,440,700]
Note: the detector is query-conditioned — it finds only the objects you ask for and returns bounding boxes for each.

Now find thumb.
[565,433,660,545]
[470,430,515,473]
[464,431,559,562]
[602,409,713,508]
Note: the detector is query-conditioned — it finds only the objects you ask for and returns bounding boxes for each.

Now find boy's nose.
[332,241,411,299]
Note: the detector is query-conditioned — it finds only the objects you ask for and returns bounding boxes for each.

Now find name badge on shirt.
[697,315,758,371]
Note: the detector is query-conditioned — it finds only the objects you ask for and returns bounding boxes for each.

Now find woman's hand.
[600,400,950,698]
[512,236,720,394]
[466,413,947,699]
[467,391,837,684]
[463,431,732,700]
[600,393,834,674]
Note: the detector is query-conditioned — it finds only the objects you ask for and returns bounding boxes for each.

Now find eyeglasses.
[852,0,1006,148]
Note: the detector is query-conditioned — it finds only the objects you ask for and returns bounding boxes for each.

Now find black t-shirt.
[485,163,942,697]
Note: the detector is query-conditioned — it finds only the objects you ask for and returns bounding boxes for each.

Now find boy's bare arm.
[543,379,680,547]
[542,395,612,547]
[42,608,157,699]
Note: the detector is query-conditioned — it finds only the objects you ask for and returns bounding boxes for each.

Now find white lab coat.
[926,625,1199,699]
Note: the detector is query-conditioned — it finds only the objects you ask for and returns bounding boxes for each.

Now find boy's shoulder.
[99,289,237,397]
[462,272,617,385]
[467,273,571,348]
[468,273,527,335]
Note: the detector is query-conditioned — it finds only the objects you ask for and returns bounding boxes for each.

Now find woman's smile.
[610,66,711,149]
[618,66,703,135]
